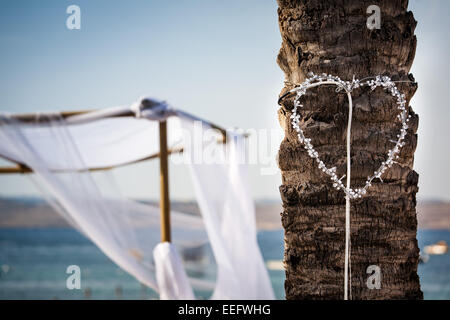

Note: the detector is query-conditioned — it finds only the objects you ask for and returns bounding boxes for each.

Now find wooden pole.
[159,121,171,243]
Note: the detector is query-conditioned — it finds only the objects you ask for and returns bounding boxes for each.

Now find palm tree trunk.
[276,0,422,299]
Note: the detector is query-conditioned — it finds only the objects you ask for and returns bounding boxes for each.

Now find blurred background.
[0,0,449,299]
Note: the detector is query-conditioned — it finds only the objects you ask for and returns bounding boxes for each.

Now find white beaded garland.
[290,73,410,200]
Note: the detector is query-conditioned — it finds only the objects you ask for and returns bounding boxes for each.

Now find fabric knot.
[131,97,177,121]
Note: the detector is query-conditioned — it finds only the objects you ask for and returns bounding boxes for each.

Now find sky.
[0,0,449,201]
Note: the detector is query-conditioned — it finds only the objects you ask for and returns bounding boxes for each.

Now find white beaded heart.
[290,73,410,199]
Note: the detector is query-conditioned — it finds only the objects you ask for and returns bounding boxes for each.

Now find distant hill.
[0,197,448,230]
[0,197,283,230]
[417,200,450,230]
[0,197,70,228]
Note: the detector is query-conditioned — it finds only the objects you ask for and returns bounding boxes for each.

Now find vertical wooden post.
[159,121,171,243]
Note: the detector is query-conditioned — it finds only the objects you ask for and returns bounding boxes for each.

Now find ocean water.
[0,228,448,300]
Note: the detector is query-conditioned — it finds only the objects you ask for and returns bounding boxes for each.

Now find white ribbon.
[344,85,352,301]
[290,79,354,300]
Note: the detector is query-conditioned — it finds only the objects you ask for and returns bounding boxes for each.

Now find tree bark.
[276,0,422,299]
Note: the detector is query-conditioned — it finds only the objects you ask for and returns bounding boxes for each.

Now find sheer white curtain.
[182,119,275,300]
[0,114,183,171]
[0,113,208,294]
[153,242,195,300]
[0,105,274,300]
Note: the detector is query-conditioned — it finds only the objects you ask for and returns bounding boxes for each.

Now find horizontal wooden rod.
[0,164,32,174]
[8,110,132,122]
[0,106,251,175]
[4,108,229,141]
[0,147,184,174]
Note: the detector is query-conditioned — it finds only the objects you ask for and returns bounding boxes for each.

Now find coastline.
[0,197,449,230]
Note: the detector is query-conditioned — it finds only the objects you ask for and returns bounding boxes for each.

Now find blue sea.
[0,228,448,300]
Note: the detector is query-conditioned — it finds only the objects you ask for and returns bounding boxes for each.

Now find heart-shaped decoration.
[290,73,410,199]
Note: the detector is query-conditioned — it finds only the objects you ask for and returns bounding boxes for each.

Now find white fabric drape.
[153,242,195,300]
[0,103,274,300]
[182,120,275,300]
[0,113,208,294]
[0,115,183,171]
